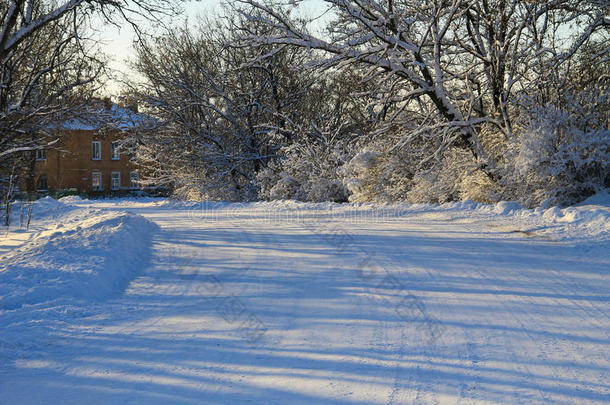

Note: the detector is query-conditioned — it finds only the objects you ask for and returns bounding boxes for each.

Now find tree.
[257,68,377,202]
[130,11,335,200]
[236,0,609,181]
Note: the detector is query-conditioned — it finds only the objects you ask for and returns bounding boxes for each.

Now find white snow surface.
[60,104,152,131]
[0,208,156,310]
[0,195,608,404]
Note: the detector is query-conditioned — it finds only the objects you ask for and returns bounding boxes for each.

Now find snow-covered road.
[1,198,609,404]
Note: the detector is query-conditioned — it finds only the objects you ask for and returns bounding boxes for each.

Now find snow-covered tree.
[499,51,610,207]
[130,12,321,200]
[257,66,375,202]
[237,0,609,203]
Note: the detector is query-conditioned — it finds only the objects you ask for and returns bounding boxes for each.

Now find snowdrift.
[211,190,610,242]
[0,208,157,310]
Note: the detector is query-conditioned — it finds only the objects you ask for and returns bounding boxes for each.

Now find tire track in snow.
[464,248,594,404]
[455,218,609,403]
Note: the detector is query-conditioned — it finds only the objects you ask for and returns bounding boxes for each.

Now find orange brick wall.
[34,129,138,194]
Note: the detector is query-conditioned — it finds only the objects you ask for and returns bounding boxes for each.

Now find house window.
[92,171,102,191]
[36,149,47,161]
[111,142,120,160]
[37,174,48,190]
[92,141,101,160]
[111,171,121,191]
[129,171,139,189]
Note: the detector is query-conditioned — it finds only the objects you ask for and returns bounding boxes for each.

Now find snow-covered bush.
[256,67,372,203]
[257,142,350,202]
[342,150,383,202]
[500,101,609,207]
[407,148,498,204]
[343,136,477,203]
[343,147,419,203]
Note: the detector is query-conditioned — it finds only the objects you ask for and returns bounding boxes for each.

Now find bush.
[257,142,350,203]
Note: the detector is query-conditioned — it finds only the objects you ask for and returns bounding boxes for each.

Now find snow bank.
[58,195,83,204]
[0,210,157,310]
[575,190,610,207]
[453,193,609,240]
[2,196,75,227]
[223,190,610,241]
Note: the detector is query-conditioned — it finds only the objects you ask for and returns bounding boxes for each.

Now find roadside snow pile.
[30,195,70,212]
[575,190,610,207]
[513,191,610,240]
[57,195,83,204]
[0,210,157,310]
[5,196,75,224]
[239,190,610,241]
[380,192,610,241]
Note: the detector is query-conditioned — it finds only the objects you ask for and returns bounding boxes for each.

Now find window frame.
[92,141,102,160]
[111,141,121,161]
[36,149,47,161]
[111,171,121,191]
[92,171,102,191]
[129,171,139,190]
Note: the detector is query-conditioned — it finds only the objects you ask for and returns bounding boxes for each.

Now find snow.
[0,209,157,310]
[0,197,77,257]
[60,103,152,131]
[576,190,610,208]
[0,194,608,404]
[0,199,157,375]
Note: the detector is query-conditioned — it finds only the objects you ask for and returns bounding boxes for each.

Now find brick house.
[33,100,148,195]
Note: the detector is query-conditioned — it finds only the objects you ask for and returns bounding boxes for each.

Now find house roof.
[60,100,154,131]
